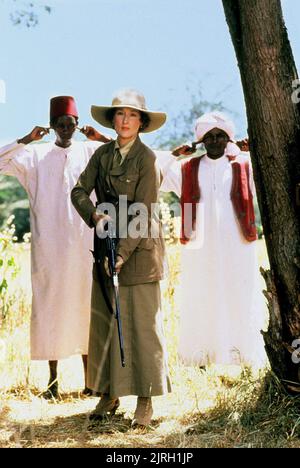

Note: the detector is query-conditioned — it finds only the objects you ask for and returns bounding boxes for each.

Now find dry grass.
[0,239,300,448]
[1,365,300,448]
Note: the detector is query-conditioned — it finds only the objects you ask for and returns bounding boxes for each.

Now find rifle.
[105,224,125,368]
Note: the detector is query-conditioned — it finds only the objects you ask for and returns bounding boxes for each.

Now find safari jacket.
[71,137,166,286]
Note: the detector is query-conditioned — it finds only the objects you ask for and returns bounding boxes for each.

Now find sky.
[0,0,299,147]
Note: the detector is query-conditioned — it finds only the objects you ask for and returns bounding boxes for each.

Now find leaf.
[7,257,16,267]
[0,279,8,294]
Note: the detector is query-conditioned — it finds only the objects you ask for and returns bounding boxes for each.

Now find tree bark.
[222,0,300,389]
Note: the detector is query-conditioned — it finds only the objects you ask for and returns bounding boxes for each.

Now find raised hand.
[18,126,50,145]
[104,255,124,276]
[172,143,197,158]
[235,138,249,152]
[79,126,112,143]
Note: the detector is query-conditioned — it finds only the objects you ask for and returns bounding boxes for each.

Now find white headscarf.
[195,111,240,156]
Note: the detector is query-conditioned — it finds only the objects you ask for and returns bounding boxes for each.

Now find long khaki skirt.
[87,280,172,398]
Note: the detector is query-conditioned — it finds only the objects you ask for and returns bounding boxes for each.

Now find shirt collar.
[54,140,75,153]
[115,138,137,160]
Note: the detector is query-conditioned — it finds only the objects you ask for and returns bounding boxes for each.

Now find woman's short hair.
[106,108,150,132]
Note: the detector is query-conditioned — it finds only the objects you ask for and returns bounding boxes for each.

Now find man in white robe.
[157,112,267,368]
[0,96,111,397]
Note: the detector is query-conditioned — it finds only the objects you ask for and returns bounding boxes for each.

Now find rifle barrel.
[112,273,125,367]
[106,234,125,367]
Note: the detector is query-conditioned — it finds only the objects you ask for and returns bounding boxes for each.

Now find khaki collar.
[101,137,143,176]
[115,137,137,161]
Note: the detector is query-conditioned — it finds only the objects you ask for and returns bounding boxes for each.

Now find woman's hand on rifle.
[104,255,124,276]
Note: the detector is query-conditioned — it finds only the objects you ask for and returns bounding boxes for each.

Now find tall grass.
[0,217,31,390]
[0,217,300,448]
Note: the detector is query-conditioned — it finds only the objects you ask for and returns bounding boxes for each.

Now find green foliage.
[0,175,30,241]
[159,191,179,216]
[155,85,228,150]
[159,197,183,246]
[0,216,30,328]
[0,217,20,322]
[11,206,30,240]
[6,0,52,28]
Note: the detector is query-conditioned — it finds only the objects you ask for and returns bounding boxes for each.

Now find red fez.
[50,96,78,120]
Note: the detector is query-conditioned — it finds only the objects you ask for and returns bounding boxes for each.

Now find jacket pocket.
[134,238,160,276]
[115,174,139,201]
[135,237,154,251]
[118,174,139,183]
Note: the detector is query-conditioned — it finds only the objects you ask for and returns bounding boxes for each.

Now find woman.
[71,89,171,427]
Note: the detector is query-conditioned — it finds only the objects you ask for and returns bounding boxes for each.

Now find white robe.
[156,150,267,367]
[0,140,101,360]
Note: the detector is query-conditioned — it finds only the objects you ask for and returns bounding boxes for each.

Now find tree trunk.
[222,0,300,389]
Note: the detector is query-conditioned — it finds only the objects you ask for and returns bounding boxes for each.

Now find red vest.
[180,155,258,244]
